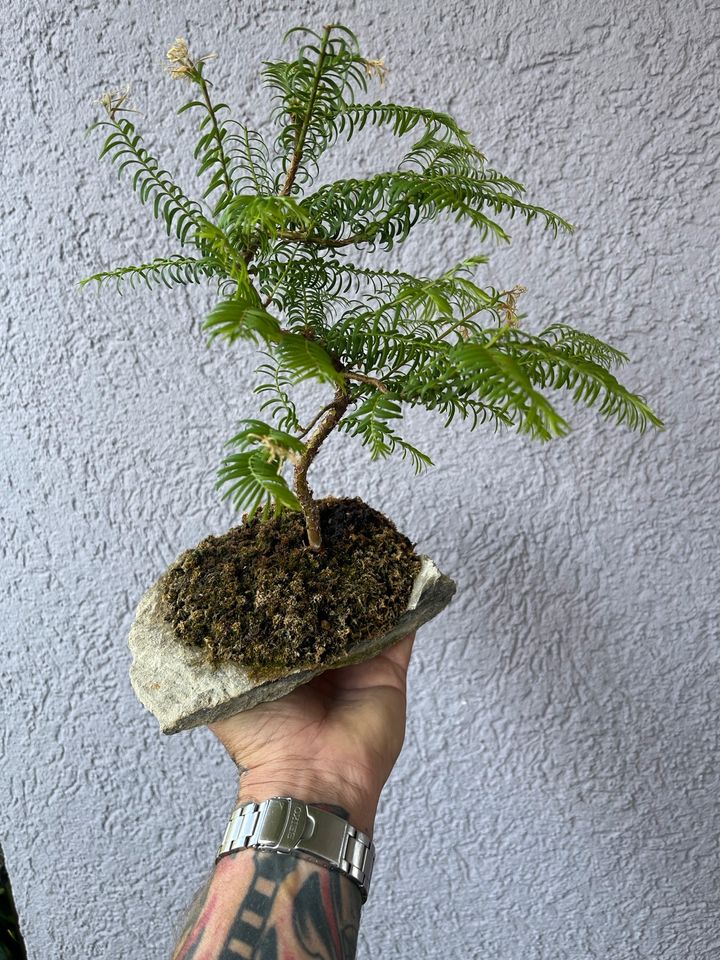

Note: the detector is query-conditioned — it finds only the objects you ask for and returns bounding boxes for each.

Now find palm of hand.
[208,632,416,817]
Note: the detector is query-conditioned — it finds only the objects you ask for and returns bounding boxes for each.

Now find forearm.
[171,845,363,960]
[179,662,408,960]
[171,785,374,960]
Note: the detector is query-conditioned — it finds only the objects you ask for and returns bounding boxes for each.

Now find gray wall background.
[2,0,718,957]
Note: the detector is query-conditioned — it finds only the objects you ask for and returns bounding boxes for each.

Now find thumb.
[382,630,416,675]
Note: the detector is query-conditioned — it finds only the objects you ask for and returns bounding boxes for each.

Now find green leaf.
[90,117,203,246]
[217,450,301,520]
[538,323,630,370]
[77,255,217,292]
[216,421,304,520]
[332,100,487,171]
[508,333,665,433]
[223,418,306,455]
[273,332,344,385]
[254,356,303,433]
[292,169,516,252]
[262,23,372,191]
[202,299,282,346]
[338,391,433,474]
[218,194,314,238]
[439,342,571,440]
[192,219,254,287]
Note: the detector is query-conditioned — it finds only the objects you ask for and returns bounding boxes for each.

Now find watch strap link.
[216,797,375,903]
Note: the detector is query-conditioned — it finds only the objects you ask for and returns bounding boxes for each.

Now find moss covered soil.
[159,496,422,682]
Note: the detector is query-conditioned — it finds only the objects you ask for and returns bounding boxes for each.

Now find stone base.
[128,555,456,734]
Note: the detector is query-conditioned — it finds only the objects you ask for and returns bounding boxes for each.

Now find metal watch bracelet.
[216,796,375,904]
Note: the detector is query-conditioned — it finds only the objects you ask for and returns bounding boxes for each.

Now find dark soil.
[159,496,422,682]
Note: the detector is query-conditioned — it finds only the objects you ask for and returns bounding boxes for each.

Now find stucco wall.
[2,0,718,957]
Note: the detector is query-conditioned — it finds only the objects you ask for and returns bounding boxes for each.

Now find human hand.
[208,632,416,837]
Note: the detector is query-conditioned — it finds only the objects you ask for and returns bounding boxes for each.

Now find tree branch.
[195,72,234,199]
[276,229,374,249]
[279,25,333,198]
[343,371,389,393]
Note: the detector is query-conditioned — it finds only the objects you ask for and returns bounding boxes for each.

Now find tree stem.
[279,25,332,198]
[240,28,332,268]
[196,73,234,199]
[293,386,350,550]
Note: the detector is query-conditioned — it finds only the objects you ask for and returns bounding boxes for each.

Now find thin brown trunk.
[294,387,350,550]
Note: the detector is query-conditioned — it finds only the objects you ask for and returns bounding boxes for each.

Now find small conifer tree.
[81,23,663,551]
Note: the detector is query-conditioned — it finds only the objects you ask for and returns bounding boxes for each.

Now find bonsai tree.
[82,23,663,551]
[83,22,666,728]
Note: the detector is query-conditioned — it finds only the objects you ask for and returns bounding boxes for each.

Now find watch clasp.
[255,797,348,868]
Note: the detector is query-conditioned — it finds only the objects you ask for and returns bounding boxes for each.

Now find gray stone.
[128,555,456,734]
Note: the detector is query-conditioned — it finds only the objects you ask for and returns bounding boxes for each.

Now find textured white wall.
[2,0,718,957]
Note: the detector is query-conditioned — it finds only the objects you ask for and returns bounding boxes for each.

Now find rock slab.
[128,555,457,734]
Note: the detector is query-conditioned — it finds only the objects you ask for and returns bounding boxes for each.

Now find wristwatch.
[216,796,376,904]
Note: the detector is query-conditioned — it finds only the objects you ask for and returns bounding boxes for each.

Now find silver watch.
[216,796,376,904]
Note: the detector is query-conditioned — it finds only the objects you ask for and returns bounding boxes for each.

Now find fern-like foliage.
[333,100,487,171]
[216,419,305,521]
[87,116,205,244]
[274,332,344,386]
[285,169,573,254]
[82,24,664,530]
[338,392,434,474]
[79,255,220,292]
[254,354,303,433]
[262,23,373,192]
[201,296,282,346]
[175,54,277,217]
[395,324,663,438]
[217,194,314,253]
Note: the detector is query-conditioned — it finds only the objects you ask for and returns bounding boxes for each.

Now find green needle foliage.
[81,23,664,550]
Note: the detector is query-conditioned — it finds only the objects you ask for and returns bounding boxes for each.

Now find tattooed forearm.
[293,867,360,958]
[171,874,214,952]
[171,849,363,960]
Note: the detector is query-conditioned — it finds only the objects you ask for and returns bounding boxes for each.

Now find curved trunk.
[293,387,350,550]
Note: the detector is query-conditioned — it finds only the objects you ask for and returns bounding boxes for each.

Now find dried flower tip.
[500,284,528,327]
[254,435,301,466]
[165,37,193,79]
[363,57,389,86]
[166,37,190,63]
[167,63,191,80]
[96,83,140,120]
[165,37,218,79]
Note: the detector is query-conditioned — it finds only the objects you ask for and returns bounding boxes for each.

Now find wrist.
[236,767,379,839]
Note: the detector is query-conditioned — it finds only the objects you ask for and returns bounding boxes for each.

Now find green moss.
[159,496,422,682]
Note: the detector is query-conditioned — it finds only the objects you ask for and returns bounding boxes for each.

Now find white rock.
[128,555,456,734]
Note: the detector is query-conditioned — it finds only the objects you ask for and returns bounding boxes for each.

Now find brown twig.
[343,371,389,393]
